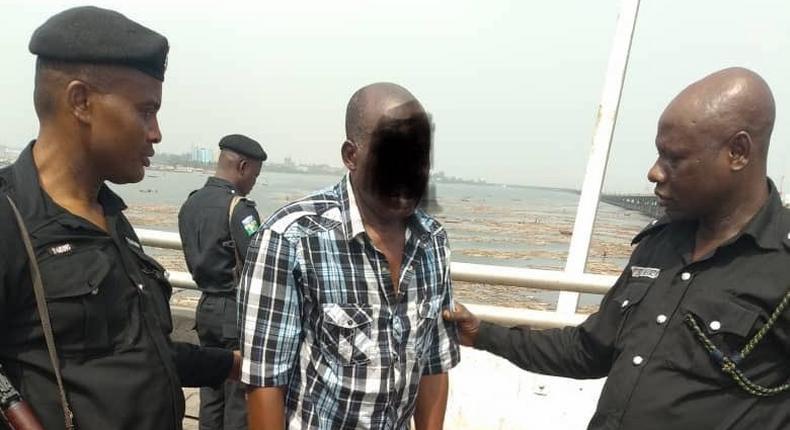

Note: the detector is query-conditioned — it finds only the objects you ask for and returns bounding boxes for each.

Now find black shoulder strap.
[5,195,75,429]
[228,196,244,282]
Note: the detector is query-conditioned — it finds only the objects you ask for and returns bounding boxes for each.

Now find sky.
[1,0,788,193]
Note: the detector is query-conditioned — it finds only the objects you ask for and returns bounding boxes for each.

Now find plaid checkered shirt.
[238,175,460,429]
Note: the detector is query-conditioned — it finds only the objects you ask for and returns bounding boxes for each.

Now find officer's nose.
[149,116,162,144]
[647,160,665,184]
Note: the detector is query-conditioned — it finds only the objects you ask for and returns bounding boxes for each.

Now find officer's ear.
[66,79,93,124]
[727,131,752,171]
[238,158,249,177]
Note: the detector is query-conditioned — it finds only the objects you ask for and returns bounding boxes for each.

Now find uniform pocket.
[612,278,652,345]
[669,296,761,381]
[127,245,174,334]
[320,303,375,366]
[39,248,112,354]
[684,297,761,359]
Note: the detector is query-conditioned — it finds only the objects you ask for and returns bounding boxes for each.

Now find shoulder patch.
[241,215,259,236]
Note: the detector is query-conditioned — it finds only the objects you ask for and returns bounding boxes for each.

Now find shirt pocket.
[39,248,113,355]
[320,303,375,366]
[612,277,652,345]
[669,297,761,381]
[413,296,443,357]
[127,245,174,334]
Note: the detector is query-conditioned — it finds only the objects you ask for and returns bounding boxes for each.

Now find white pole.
[557,0,641,315]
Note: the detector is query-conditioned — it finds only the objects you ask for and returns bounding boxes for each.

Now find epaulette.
[242,198,256,208]
[631,215,671,245]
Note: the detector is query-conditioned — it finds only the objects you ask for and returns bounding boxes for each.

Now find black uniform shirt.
[178,177,260,293]
[0,143,233,430]
[476,179,790,430]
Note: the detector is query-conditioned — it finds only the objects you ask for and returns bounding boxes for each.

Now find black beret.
[29,6,169,81]
[219,135,267,161]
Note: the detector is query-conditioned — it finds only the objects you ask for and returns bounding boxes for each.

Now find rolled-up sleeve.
[238,228,302,387]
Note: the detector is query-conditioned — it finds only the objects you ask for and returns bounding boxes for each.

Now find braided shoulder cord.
[684,288,790,397]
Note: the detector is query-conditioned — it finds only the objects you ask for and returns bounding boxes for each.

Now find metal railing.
[136,228,617,329]
[137,0,640,330]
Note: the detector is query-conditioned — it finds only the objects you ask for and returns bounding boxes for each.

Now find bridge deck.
[601,194,663,219]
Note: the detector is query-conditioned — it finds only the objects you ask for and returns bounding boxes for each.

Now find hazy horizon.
[2,0,788,193]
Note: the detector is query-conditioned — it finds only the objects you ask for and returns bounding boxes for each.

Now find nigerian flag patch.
[241,215,259,236]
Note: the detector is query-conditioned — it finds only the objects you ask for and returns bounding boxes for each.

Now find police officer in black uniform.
[178,135,266,430]
[445,68,790,429]
[0,6,240,430]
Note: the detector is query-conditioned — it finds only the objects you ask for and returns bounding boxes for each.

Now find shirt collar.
[205,176,238,193]
[739,178,787,251]
[339,174,367,241]
[337,173,435,242]
[9,141,127,224]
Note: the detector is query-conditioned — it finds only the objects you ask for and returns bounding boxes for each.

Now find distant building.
[190,146,214,165]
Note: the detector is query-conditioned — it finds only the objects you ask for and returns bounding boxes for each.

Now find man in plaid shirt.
[239,82,460,429]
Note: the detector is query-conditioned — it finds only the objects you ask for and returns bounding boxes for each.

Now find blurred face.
[647,114,730,220]
[88,68,162,184]
[351,105,431,222]
[237,158,263,196]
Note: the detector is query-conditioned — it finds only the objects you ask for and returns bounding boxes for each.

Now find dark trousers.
[195,293,247,430]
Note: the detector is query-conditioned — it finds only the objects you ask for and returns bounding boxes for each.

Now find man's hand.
[228,350,241,381]
[442,301,481,347]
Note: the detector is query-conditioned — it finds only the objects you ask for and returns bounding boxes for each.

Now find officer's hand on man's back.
[442,302,481,347]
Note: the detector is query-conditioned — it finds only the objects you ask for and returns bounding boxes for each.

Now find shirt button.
[680,272,692,281]
[709,321,721,331]
[632,355,644,366]
[91,288,99,295]
[656,314,667,325]
[137,283,145,290]
[621,300,630,309]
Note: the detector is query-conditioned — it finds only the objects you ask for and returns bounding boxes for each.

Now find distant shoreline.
[2,146,594,196]
[145,159,584,194]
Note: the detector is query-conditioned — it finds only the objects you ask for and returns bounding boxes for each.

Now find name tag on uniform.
[49,243,72,256]
[631,266,660,279]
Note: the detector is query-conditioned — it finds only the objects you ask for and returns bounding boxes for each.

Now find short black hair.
[33,57,116,120]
